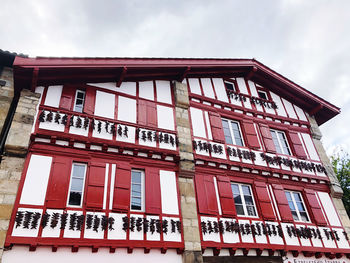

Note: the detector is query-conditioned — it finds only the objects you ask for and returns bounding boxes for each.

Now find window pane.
[224,82,235,91]
[231,184,239,194]
[73,164,85,178]
[296,202,306,212]
[288,201,296,211]
[68,192,82,206]
[258,91,268,100]
[132,171,141,183]
[247,206,257,216]
[77,91,85,99]
[244,195,254,206]
[271,130,283,154]
[285,192,292,201]
[278,132,291,155]
[300,212,309,222]
[293,192,301,202]
[241,185,251,196]
[231,122,244,146]
[70,178,84,192]
[292,211,299,221]
[132,184,142,197]
[235,204,244,215]
[222,120,233,144]
[234,194,242,204]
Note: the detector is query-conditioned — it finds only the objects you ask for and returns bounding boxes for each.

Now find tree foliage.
[331,151,350,217]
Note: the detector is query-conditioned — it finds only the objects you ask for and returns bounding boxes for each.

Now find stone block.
[0,230,7,248]
[183,251,203,263]
[0,220,9,231]
[0,180,19,195]
[0,205,14,219]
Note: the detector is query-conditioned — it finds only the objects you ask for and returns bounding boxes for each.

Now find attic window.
[224,81,236,92]
[257,90,268,100]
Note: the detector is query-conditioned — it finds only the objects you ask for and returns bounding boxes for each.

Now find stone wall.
[307,114,350,232]
[174,81,203,263]
[0,87,40,262]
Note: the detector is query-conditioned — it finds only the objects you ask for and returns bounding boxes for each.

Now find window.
[231,183,257,217]
[285,191,310,222]
[73,89,86,113]
[130,170,145,211]
[224,81,236,92]
[257,90,268,100]
[270,129,291,155]
[222,119,244,146]
[67,163,87,207]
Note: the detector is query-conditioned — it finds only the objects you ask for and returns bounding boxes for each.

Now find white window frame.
[257,90,268,100]
[285,190,311,223]
[73,89,86,113]
[270,129,291,155]
[222,118,244,147]
[224,81,236,92]
[67,163,87,208]
[130,169,145,212]
[231,183,258,218]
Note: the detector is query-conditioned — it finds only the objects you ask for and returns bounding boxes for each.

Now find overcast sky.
[2,0,349,156]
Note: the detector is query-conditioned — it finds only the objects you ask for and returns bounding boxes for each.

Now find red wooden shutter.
[145,168,161,214]
[209,111,225,143]
[216,175,236,217]
[83,86,95,115]
[138,99,147,126]
[113,163,131,212]
[259,124,276,153]
[147,101,157,128]
[85,162,106,209]
[289,131,307,159]
[242,119,260,149]
[254,181,275,220]
[304,189,327,226]
[272,184,293,222]
[46,157,71,209]
[59,86,75,110]
[195,174,218,215]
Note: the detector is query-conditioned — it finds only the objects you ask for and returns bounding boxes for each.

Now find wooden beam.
[31,67,39,91]
[246,66,258,80]
[116,66,127,87]
[309,104,323,116]
[178,66,191,82]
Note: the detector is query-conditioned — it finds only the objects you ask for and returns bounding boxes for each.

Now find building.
[0,56,349,263]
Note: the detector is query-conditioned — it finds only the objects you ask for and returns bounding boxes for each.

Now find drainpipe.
[0,89,20,162]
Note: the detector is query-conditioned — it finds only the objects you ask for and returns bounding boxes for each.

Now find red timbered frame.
[6,144,184,252]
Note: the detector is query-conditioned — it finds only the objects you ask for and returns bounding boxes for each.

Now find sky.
[1,0,349,156]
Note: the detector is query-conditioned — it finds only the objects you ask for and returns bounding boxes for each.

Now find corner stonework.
[307,113,350,233]
[174,81,203,263]
[0,87,40,261]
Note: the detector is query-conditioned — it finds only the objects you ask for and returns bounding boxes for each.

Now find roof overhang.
[13,56,340,126]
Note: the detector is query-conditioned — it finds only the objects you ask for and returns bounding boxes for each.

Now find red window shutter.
[254,181,275,220]
[138,99,147,126]
[209,111,225,143]
[216,175,236,217]
[46,157,71,209]
[272,184,294,222]
[259,124,276,153]
[83,86,95,115]
[194,174,218,215]
[242,119,260,149]
[145,168,161,214]
[85,162,106,209]
[59,86,75,110]
[113,163,131,212]
[147,101,157,128]
[289,131,307,159]
[304,189,327,226]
